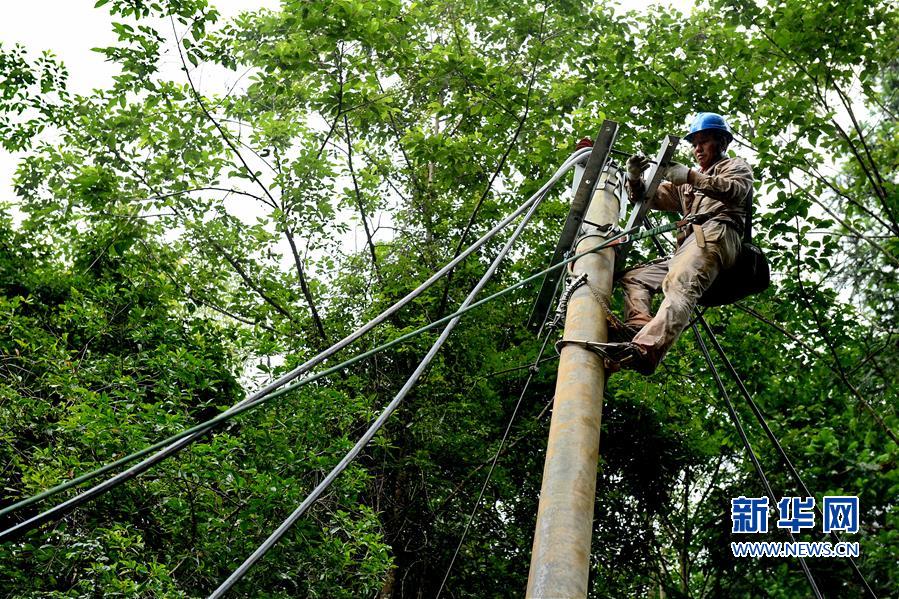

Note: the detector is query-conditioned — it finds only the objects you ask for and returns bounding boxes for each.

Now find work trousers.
[619,220,742,368]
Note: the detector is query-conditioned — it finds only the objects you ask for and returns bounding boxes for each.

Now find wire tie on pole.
[577,223,618,241]
[554,338,602,354]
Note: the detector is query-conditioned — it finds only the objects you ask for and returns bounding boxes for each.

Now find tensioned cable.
[690,323,823,599]
[2,217,675,541]
[644,221,870,595]
[208,164,550,598]
[641,228,821,597]
[426,237,580,529]
[696,316,877,598]
[435,255,574,596]
[0,147,594,523]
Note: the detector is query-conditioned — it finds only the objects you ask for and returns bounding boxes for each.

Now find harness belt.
[676,212,745,248]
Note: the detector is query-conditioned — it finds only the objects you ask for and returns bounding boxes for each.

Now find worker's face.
[691,132,720,171]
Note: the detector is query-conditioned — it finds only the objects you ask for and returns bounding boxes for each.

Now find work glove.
[624,154,650,205]
[627,154,651,183]
[661,162,692,185]
[575,137,594,151]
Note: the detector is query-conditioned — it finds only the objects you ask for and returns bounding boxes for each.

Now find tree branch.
[792,231,899,446]
[435,5,548,316]
[171,17,280,209]
[283,227,329,345]
[210,237,299,326]
[799,160,896,234]
[831,86,898,229]
[786,176,899,267]
[749,14,898,232]
[343,114,381,279]
[101,140,301,328]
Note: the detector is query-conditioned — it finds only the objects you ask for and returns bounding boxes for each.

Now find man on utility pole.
[597,112,754,374]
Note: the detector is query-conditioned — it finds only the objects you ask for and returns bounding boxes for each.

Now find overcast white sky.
[0,0,280,202]
[0,1,283,91]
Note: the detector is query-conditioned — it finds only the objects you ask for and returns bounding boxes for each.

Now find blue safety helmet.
[684,112,734,144]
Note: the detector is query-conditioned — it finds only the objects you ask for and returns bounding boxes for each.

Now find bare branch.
[170,17,280,209]
[792,231,899,446]
[343,113,381,279]
[436,6,549,316]
[786,176,899,266]
[283,227,329,345]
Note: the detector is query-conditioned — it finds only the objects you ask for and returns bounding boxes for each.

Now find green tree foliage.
[0,0,896,596]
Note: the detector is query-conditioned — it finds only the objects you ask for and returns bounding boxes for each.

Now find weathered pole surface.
[526,167,620,598]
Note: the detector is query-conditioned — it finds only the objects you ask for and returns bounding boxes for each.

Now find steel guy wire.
[645,216,873,595]
[208,164,548,598]
[436,256,570,596]
[691,322,823,599]
[641,223,821,597]
[697,316,878,598]
[435,312,557,599]
[0,147,593,523]
[429,275,568,522]
[1,216,676,542]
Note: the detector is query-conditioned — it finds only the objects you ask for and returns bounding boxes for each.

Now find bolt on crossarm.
[526,146,621,595]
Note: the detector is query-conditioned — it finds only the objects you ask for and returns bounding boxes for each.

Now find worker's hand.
[627,154,650,182]
[661,162,692,185]
[575,137,594,151]
[624,154,649,204]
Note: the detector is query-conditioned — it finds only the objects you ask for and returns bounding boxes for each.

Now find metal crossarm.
[615,134,679,271]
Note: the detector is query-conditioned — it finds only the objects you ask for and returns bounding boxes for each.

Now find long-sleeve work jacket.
[650,156,754,237]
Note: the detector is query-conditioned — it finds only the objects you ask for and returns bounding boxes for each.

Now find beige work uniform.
[621,156,754,368]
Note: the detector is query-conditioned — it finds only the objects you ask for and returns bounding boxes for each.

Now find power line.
[0,148,594,525]
[435,322,556,598]
[665,229,875,594]
[427,277,566,540]
[643,228,822,597]
[643,216,876,595]
[1,215,677,542]
[208,167,547,598]
[435,262,587,599]
[733,302,898,446]
[435,257,572,597]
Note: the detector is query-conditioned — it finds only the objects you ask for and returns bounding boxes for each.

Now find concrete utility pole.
[526,166,620,597]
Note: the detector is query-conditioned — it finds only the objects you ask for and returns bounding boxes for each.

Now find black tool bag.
[699,200,771,307]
